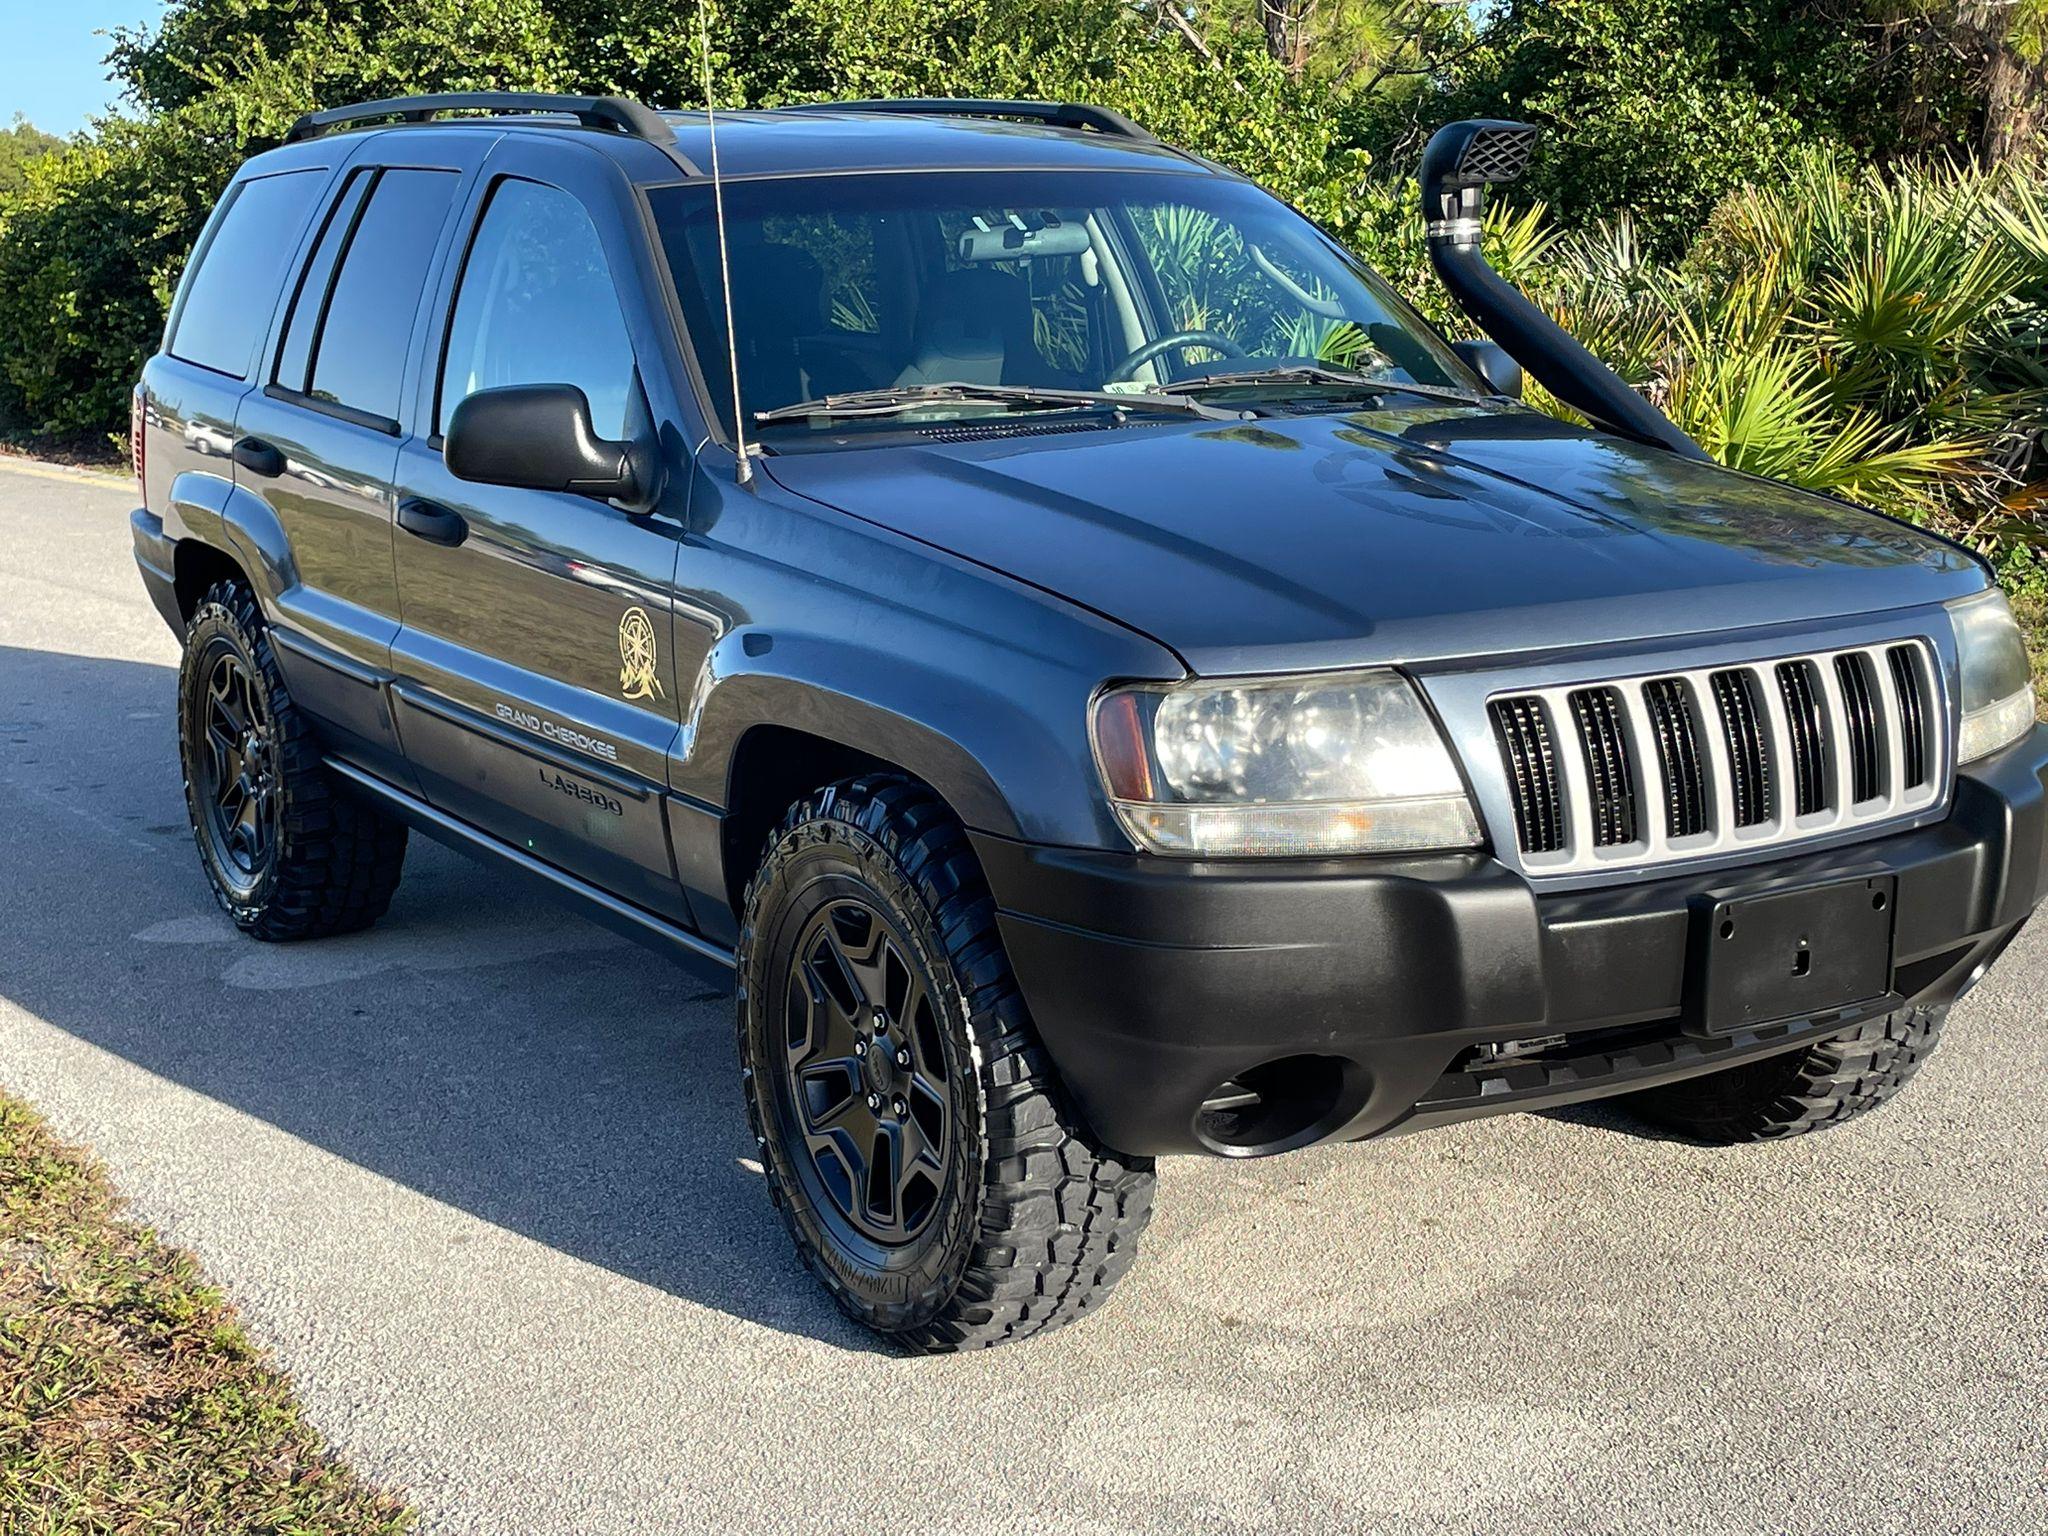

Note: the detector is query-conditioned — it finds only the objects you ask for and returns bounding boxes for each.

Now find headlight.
[1090,669,1480,856]
[1948,589,2035,763]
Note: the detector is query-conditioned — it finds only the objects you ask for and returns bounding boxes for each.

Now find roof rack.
[284,92,678,147]
[780,98,1159,144]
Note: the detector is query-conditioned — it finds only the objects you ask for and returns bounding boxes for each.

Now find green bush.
[0,114,236,440]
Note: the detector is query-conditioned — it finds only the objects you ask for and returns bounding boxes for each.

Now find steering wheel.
[1105,329,1249,385]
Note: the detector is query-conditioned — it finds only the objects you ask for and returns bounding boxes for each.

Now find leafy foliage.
[0,117,66,197]
[1529,151,2048,585]
[1,0,2043,608]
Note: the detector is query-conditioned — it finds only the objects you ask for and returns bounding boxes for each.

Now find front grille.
[1482,639,1945,875]
[1569,687,1637,846]
[1835,652,1883,803]
[1643,678,1709,838]
[1489,696,1564,854]
[1710,669,1773,827]
[1889,644,1929,789]
[1775,661,1829,817]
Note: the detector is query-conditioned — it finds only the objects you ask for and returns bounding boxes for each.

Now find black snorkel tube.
[1421,119,1711,462]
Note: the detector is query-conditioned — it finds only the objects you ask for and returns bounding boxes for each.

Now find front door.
[389,143,691,923]
[235,134,483,779]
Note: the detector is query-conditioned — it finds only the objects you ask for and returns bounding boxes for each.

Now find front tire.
[1625,1005,1946,1142]
[736,776,1154,1351]
[177,580,407,940]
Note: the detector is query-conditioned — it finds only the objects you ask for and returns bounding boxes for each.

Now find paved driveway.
[1,457,2043,1535]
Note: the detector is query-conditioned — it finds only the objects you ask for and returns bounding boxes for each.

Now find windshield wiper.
[754,381,1238,424]
[1156,365,1488,408]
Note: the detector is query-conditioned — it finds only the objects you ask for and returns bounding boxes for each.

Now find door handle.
[231,436,284,477]
[396,497,469,548]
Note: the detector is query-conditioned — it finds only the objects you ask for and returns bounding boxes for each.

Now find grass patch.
[0,1089,413,1535]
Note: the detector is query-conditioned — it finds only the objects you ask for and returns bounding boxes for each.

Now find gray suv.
[130,94,2048,1350]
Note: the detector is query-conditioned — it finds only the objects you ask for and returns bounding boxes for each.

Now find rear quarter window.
[303,168,461,425]
[169,169,326,378]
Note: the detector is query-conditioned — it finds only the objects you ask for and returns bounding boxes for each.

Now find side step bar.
[324,758,736,983]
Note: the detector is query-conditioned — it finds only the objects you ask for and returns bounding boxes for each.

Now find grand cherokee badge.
[617,606,664,701]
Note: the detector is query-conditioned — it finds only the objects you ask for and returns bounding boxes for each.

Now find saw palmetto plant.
[1522,152,2048,566]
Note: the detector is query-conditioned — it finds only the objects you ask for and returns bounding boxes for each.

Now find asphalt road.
[2,455,2044,1536]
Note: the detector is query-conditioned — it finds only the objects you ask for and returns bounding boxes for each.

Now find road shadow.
[0,643,889,1353]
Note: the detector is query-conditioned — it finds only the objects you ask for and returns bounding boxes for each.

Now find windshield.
[649,170,1474,437]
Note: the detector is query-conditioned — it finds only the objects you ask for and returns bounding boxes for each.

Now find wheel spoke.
[796,1057,862,1130]
[827,904,890,1009]
[778,895,953,1247]
[791,954,859,1065]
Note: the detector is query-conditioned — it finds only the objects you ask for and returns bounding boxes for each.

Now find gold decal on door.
[617,606,665,702]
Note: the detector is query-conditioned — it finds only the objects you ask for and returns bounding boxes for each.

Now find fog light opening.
[1196,1054,1362,1156]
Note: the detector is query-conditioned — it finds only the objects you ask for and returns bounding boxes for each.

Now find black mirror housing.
[1452,339,1523,399]
[444,384,657,506]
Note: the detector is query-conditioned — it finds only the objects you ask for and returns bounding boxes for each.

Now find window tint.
[305,168,460,423]
[169,170,325,378]
[273,169,372,394]
[651,170,1468,439]
[438,179,637,438]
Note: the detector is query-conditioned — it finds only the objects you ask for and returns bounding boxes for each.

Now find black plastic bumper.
[132,508,183,634]
[973,725,2048,1157]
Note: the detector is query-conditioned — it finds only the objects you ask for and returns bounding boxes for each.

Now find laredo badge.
[617,606,664,701]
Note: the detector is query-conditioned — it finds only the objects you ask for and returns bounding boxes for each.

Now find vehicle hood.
[762,404,1980,675]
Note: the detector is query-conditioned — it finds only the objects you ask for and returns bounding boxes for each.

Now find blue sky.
[1,2,167,135]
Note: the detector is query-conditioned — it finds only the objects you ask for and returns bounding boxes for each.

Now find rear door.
[233,131,485,777]
[388,135,692,923]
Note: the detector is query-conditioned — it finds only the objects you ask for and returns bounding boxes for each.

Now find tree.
[0,116,64,196]
[1866,2,2048,162]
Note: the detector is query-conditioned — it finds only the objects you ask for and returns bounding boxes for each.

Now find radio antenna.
[696,0,753,486]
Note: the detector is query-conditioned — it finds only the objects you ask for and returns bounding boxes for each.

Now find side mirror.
[443,384,657,507]
[1452,339,1523,399]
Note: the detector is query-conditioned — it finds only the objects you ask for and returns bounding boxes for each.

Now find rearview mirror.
[1452,339,1523,399]
[443,384,658,508]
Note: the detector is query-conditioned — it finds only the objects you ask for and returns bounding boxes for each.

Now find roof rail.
[284,92,678,147]
[781,98,1158,144]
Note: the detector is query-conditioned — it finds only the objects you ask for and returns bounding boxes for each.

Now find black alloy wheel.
[737,775,1156,1350]
[191,643,281,895]
[779,897,953,1249]
[176,579,408,939]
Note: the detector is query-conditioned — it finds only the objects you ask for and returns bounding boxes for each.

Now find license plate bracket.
[1684,874,1897,1037]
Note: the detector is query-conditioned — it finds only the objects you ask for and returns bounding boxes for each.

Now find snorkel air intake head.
[1420,119,1709,461]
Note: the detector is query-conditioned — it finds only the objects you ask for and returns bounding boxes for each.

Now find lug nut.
[854,1037,867,1056]
[865,1092,882,1111]
[895,1047,911,1068]
[892,1096,908,1119]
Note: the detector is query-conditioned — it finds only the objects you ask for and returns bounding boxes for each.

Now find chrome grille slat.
[1482,639,1945,877]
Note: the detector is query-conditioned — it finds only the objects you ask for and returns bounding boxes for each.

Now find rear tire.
[1626,1006,1946,1142]
[177,579,407,941]
[736,775,1154,1351]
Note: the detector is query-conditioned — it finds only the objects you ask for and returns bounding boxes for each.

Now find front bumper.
[973,725,2048,1157]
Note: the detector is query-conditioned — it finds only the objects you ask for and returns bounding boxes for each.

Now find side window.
[169,169,325,378]
[302,168,461,424]
[272,169,372,394]
[437,179,637,439]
